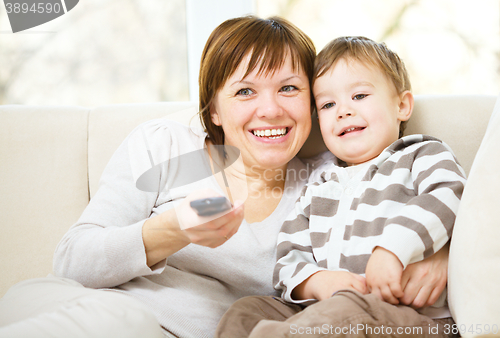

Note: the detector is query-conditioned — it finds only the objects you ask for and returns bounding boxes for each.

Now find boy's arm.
[275,182,368,303]
[275,222,368,303]
[273,186,327,304]
[293,270,367,301]
[374,141,466,269]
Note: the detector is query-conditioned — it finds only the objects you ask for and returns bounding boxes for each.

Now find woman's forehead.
[229,51,304,83]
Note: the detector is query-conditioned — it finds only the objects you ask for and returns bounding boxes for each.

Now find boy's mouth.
[339,126,365,136]
[251,127,289,139]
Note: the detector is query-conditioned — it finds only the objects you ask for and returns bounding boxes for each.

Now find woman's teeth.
[252,128,288,139]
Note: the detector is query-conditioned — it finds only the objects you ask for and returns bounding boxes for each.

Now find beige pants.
[216,290,459,338]
[0,275,167,338]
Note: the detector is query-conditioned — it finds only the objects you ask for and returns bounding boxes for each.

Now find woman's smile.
[249,126,292,144]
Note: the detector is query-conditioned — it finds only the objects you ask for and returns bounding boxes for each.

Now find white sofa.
[1,95,499,337]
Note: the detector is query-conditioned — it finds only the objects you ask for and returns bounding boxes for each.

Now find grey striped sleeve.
[350,184,415,211]
[273,184,331,302]
[276,239,313,263]
[339,254,371,275]
[375,141,466,266]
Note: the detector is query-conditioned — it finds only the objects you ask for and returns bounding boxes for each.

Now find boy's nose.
[338,112,352,119]
[337,105,353,119]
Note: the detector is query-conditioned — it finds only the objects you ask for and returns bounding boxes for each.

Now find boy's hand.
[365,247,404,305]
[293,270,367,301]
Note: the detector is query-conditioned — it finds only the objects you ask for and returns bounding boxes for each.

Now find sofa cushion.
[0,106,90,297]
[448,95,500,337]
[405,95,497,175]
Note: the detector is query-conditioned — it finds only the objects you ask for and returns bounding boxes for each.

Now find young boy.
[215,36,466,338]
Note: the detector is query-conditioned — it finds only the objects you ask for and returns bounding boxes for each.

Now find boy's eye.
[237,88,254,96]
[280,85,298,92]
[353,94,367,100]
[321,102,336,109]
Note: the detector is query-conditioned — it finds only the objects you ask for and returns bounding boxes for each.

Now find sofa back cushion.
[0,106,90,296]
[406,95,497,175]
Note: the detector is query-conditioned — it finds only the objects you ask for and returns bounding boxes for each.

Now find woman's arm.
[399,242,449,308]
[142,208,190,267]
[54,121,243,287]
[53,124,169,287]
[143,193,244,267]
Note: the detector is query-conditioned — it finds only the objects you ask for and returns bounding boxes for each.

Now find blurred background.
[1,0,499,106]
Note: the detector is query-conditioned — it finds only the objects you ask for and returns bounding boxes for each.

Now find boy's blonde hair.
[314,36,411,138]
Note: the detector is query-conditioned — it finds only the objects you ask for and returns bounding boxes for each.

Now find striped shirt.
[274,135,467,305]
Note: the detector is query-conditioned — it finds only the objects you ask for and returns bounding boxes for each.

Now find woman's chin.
[251,151,294,170]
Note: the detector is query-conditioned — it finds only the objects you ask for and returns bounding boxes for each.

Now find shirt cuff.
[103,220,166,280]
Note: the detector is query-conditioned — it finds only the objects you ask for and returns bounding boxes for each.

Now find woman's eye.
[353,94,367,100]
[321,102,335,109]
[237,88,254,96]
[280,85,298,93]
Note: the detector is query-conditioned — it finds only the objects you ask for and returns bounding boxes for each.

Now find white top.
[53,119,309,338]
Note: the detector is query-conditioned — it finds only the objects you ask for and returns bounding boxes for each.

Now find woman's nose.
[256,94,284,119]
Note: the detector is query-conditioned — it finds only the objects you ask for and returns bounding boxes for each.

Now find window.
[1,0,190,105]
[256,0,500,95]
[1,0,498,106]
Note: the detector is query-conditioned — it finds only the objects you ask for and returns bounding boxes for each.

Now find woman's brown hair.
[198,15,316,146]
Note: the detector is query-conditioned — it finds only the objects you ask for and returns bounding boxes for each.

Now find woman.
[0,16,448,338]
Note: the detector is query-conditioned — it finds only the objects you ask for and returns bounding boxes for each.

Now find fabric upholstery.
[406,95,497,175]
[0,106,90,295]
[448,96,500,337]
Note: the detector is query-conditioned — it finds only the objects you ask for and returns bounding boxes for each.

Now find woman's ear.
[210,103,222,126]
[397,90,414,122]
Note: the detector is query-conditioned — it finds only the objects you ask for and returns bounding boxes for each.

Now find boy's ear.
[397,90,413,122]
[210,103,222,126]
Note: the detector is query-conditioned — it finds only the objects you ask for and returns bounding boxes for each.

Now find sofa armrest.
[448,95,500,337]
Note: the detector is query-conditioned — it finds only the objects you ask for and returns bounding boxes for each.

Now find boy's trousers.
[215,289,458,338]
